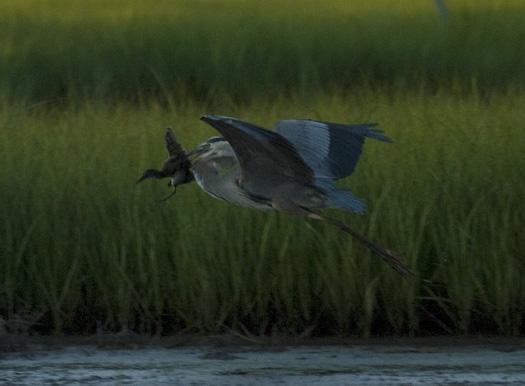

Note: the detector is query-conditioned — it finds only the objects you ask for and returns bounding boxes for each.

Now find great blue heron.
[138,115,412,276]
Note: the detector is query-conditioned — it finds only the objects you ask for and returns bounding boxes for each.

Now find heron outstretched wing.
[200,115,313,193]
[165,127,186,157]
[275,119,391,180]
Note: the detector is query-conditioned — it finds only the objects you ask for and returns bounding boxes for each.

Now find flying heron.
[138,115,412,276]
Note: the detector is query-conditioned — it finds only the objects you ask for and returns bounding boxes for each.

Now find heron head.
[186,142,211,163]
[136,168,166,184]
[187,137,226,163]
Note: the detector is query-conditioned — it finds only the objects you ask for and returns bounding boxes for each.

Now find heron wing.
[165,127,186,157]
[275,119,391,180]
[200,115,313,191]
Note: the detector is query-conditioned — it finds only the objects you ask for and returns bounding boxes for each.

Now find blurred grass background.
[1,0,524,336]
[1,0,525,103]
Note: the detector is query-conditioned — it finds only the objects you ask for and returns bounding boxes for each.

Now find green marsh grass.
[1,91,524,335]
[1,0,525,103]
[1,0,525,336]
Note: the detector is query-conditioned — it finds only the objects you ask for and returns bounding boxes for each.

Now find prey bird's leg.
[309,210,413,277]
[157,189,177,203]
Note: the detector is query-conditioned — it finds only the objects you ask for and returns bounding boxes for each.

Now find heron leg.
[305,209,413,277]
[271,199,311,216]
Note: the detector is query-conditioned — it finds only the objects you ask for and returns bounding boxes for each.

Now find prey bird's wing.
[162,127,193,180]
[200,115,313,191]
[275,119,391,180]
[165,127,186,157]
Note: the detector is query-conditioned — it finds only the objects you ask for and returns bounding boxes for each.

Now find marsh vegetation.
[0,0,524,336]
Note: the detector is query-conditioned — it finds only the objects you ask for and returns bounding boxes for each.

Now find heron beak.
[187,144,210,162]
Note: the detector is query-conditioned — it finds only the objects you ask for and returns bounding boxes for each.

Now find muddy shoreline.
[2,335,525,385]
[2,333,525,353]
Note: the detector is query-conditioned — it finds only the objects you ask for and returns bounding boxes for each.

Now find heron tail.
[314,212,414,277]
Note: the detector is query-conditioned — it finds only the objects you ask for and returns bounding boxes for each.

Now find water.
[2,341,525,385]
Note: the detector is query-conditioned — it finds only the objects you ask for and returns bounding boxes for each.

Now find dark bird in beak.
[137,128,194,201]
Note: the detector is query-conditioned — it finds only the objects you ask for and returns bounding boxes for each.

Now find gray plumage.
[198,115,386,215]
[196,115,411,276]
[199,115,321,214]
[190,137,270,210]
[275,119,391,214]
[275,119,390,180]
[139,116,412,276]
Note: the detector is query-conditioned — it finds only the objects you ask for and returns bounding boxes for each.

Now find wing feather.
[200,115,313,194]
[276,119,391,180]
[165,127,186,157]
